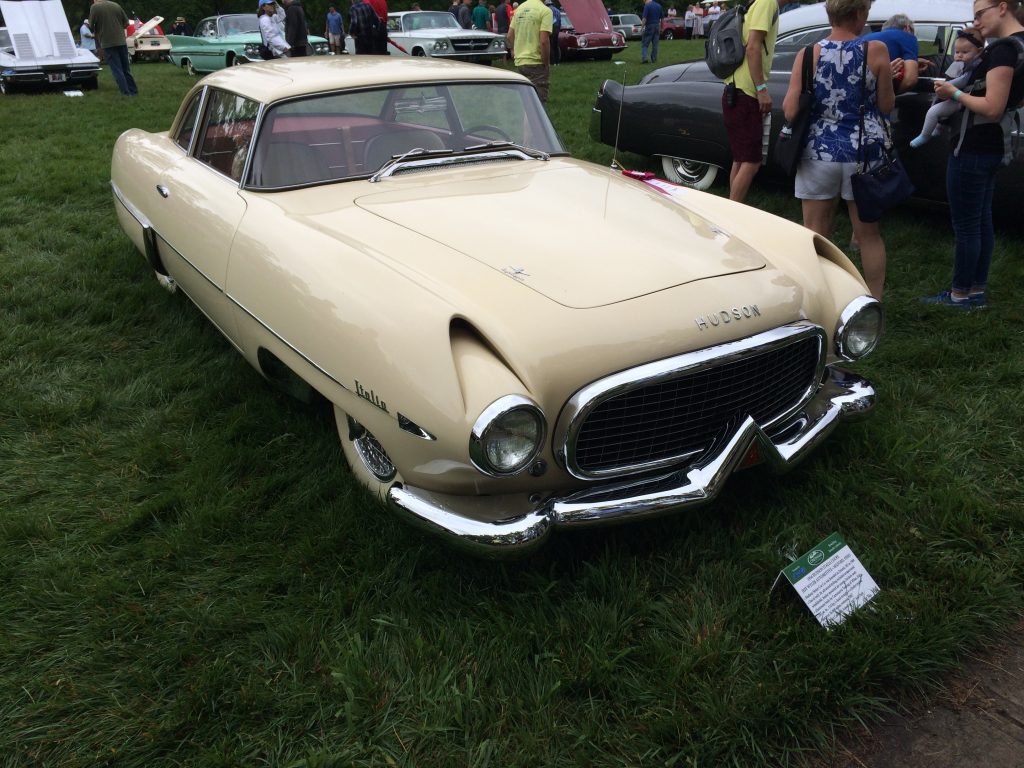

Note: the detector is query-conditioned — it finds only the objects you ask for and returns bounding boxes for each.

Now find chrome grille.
[561,325,825,479]
[451,39,494,52]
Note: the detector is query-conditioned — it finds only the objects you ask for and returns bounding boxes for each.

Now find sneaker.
[968,292,988,308]
[920,290,977,310]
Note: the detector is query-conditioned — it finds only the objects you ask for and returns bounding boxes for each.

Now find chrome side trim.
[554,322,826,481]
[110,180,151,229]
[227,295,354,398]
[398,413,436,441]
[387,365,875,558]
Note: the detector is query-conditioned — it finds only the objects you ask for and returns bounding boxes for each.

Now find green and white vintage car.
[166,13,329,75]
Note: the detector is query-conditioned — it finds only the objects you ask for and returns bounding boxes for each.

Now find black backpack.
[705,0,758,80]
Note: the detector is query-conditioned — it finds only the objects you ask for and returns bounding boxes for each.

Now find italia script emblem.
[695,305,761,330]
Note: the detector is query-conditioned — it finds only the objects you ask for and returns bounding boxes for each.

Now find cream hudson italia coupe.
[110,57,882,557]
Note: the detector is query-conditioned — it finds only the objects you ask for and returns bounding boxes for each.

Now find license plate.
[47,72,67,83]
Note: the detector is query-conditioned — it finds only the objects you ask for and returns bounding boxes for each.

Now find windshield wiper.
[369,146,455,182]
[462,141,550,161]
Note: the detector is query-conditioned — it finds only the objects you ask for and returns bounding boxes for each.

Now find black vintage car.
[590,0,1023,211]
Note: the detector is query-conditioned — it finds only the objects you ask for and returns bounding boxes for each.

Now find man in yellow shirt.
[721,0,783,202]
[506,0,553,104]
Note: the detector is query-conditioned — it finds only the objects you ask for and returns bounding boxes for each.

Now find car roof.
[196,56,529,104]
[779,0,972,36]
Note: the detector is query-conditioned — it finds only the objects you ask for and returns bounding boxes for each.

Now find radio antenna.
[610,61,628,170]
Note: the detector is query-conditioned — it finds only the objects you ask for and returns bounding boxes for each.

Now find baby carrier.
[952,35,1024,166]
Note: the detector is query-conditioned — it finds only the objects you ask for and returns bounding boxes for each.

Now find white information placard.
[782,532,879,627]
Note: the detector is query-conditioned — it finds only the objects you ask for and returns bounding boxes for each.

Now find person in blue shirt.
[861,13,919,92]
[325,5,345,53]
[641,0,663,64]
[545,0,561,64]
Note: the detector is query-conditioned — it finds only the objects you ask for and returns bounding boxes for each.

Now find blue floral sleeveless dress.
[802,39,886,164]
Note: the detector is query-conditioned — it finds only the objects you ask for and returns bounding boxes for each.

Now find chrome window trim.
[469,394,547,477]
[172,86,208,156]
[555,322,827,481]
[834,295,884,361]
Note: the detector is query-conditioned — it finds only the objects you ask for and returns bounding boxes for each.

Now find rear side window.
[196,89,260,182]
[174,92,203,152]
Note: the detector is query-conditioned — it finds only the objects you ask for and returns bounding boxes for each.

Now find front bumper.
[388,366,875,558]
[1,66,99,87]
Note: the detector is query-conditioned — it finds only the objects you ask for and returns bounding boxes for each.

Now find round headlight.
[579,36,588,47]
[835,296,883,360]
[470,395,546,477]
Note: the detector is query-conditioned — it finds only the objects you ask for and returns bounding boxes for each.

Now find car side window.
[196,89,260,182]
[174,92,203,152]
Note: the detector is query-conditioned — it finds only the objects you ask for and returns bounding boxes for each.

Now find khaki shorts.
[328,33,342,46]
[795,158,859,201]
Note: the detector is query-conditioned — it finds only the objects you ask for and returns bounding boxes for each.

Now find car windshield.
[248,82,566,188]
[561,11,573,29]
[218,14,260,36]
[402,12,461,31]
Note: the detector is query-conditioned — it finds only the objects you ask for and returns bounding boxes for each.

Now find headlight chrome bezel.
[470,395,547,477]
[835,295,884,361]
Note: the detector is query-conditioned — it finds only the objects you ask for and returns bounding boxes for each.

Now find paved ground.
[827,619,1024,767]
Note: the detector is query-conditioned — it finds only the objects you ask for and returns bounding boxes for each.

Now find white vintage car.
[110,58,882,556]
[0,0,99,94]
[379,11,506,61]
[126,16,172,62]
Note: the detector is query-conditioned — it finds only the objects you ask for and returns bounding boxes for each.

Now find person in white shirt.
[258,0,290,57]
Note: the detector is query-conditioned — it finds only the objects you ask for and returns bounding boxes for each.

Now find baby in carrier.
[910,29,985,148]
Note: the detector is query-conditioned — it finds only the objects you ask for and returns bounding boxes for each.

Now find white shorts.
[328,32,342,45]
[795,158,859,201]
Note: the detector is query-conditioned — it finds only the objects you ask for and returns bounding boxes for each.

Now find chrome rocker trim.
[387,366,875,558]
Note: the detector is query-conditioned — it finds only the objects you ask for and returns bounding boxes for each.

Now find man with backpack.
[715,0,783,202]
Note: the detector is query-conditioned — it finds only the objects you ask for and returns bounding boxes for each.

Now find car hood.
[559,0,615,34]
[341,160,765,309]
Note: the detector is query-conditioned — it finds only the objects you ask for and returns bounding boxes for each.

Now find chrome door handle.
[156,185,169,198]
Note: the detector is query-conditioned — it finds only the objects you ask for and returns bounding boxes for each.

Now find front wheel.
[412,48,426,57]
[663,29,674,40]
[661,156,719,190]
[183,58,197,76]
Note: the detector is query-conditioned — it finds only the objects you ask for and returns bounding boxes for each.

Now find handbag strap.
[801,42,814,94]
[858,40,895,171]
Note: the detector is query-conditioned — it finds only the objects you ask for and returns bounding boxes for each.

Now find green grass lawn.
[1,48,1023,767]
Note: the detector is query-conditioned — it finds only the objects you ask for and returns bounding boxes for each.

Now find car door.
[148,87,257,341]
[192,17,222,72]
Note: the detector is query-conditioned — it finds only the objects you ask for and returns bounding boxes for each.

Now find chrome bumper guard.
[387,366,875,558]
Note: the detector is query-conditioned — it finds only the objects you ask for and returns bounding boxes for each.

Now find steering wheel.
[462,124,513,143]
